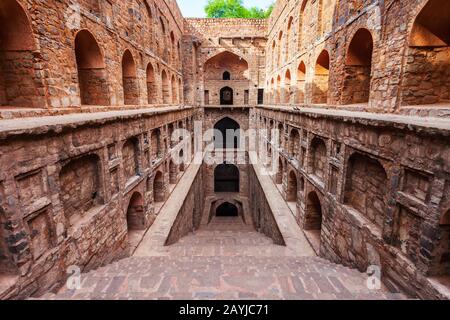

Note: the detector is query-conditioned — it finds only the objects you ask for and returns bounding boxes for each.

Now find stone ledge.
[0,106,195,140]
[260,105,450,135]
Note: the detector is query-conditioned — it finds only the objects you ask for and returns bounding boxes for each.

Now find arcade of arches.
[0,0,448,301]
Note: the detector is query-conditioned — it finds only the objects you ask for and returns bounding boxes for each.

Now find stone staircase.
[40,217,406,300]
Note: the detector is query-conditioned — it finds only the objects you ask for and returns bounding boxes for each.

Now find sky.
[177,0,274,18]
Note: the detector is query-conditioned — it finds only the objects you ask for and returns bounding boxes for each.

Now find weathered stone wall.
[0,107,197,299]
[0,0,184,117]
[256,106,450,299]
[165,165,204,246]
[266,0,450,117]
[248,165,285,245]
[184,19,267,106]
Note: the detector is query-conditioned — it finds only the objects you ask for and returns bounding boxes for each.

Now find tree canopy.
[205,0,274,19]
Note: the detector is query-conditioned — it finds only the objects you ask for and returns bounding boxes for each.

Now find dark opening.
[258,89,264,104]
[216,202,238,217]
[214,117,240,149]
[220,86,233,105]
[223,71,231,80]
[214,164,239,193]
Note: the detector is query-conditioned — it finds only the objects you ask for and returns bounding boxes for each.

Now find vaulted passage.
[127,192,145,231]
[220,86,233,105]
[313,50,330,104]
[403,0,450,106]
[161,70,170,104]
[0,0,42,107]
[214,117,240,149]
[343,28,373,104]
[216,202,238,217]
[153,171,165,203]
[122,50,139,105]
[146,63,156,104]
[214,164,239,193]
[75,30,110,106]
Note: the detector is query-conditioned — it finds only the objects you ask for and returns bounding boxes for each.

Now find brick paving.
[43,217,405,300]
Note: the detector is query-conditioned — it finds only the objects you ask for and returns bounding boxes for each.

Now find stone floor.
[42,216,405,300]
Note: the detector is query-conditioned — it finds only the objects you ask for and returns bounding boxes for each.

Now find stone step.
[42,255,405,300]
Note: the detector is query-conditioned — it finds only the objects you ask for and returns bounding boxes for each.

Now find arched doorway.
[313,50,330,104]
[287,171,298,202]
[179,149,185,172]
[343,28,374,104]
[223,71,231,80]
[220,86,233,105]
[127,192,144,231]
[403,0,450,106]
[161,70,170,104]
[214,164,239,193]
[122,50,139,105]
[214,117,240,149]
[216,202,238,217]
[75,30,109,106]
[276,158,284,185]
[305,191,323,231]
[169,160,178,184]
[0,0,43,107]
[153,171,164,203]
[146,63,156,104]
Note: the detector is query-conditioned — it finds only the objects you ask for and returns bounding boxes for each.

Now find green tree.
[205,0,274,19]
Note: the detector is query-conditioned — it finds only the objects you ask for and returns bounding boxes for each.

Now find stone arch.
[286,17,294,60]
[146,62,156,104]
[402,0,450,106]
[179,149,185,172]
[122,50,139,105]
[296,61,306,103]
[278,122,285,146]
[287,170,298,202]
[220,86,234,105]
[344,153,388,229]
[277,31,283,66]
[216,202,239,217]
[313,50,330,104]
[270,78,275,103]
[151,128,162,159]
[343,28,374,104]
[153,171,165,203]
[305,191,323,230]
[178,78,183,104]
[59,154,102,224]
[0,0,43,107]
[122,137,140,181]
[74,30,109,106]
[276,157,284,185]
[204,51,249,80]
[126,192,145,231]
[298,0,309,50]
[223,71,231,80]
[289,129,300,158]
[284,69,292,104]
[276,75,282,104]
[309,137,327,180]
[214,164,240,193]
[169,159,178,184]
[171,75,178,104]
[214,116,240,149]
[161,70,170,104]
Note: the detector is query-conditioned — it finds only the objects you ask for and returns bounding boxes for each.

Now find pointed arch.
[146,62,156,104]
[122,50,139,105]
[75,30,110,106]
[343,28,374,104]
[312,50,330,104]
